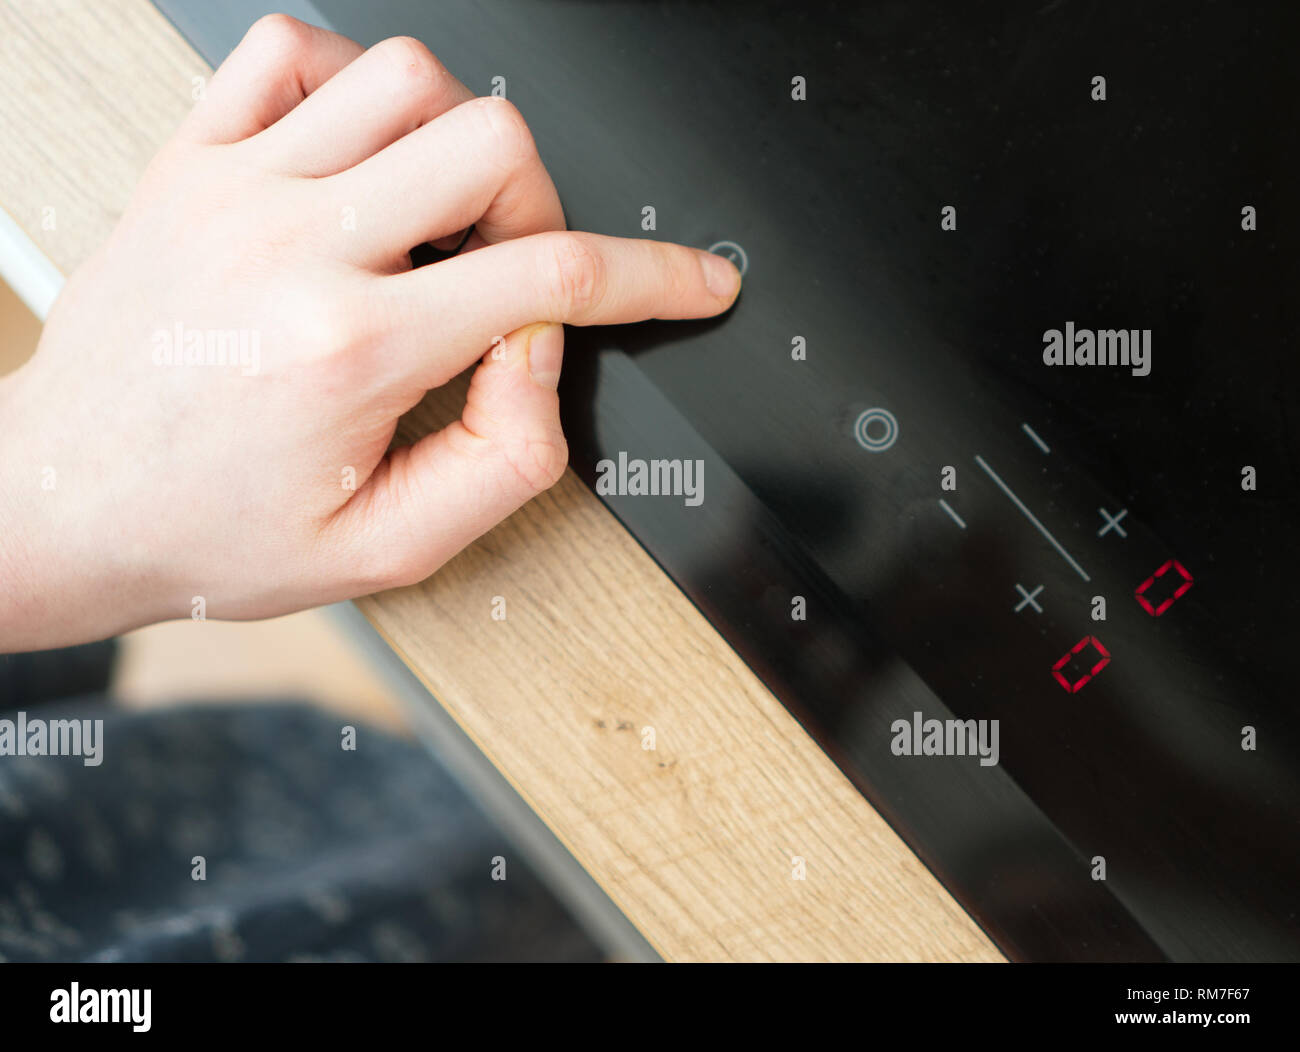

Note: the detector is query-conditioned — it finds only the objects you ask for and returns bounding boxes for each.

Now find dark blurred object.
[0,640,118,707]
[0,700,602,962]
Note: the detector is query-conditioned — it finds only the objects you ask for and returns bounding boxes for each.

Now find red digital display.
[1052,635,1111,693]
[1135,559,1194,616]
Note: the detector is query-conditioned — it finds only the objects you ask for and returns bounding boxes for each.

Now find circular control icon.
[854,408,899,452]
[707,240,748,277]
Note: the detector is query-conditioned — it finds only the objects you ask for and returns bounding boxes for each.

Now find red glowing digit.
[1135,559,1194,616]
[1052,635,1111,693]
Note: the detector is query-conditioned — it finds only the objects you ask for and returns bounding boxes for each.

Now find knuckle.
[245,13,314,59]
[538,438,570,489]
[296,289,371,365]
[542,233,605,317]
[504,432,569,494]
[472,96,536,167]
[372,35,442,89]
[658,244,694,303]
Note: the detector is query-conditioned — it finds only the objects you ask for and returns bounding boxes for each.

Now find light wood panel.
[0,0,1001,961]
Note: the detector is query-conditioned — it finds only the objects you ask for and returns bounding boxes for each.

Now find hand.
[0,15,740,652]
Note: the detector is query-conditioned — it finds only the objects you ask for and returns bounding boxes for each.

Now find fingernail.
[699,250,741,298]
[527,323,565,389]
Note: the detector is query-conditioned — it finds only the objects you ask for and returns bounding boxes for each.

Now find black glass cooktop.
[159,0,1300,961]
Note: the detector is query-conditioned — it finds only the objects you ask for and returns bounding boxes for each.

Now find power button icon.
[707,240,748,277]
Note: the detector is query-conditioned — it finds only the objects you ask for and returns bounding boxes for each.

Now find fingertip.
[697,250,742,308]
[525,323,565,390]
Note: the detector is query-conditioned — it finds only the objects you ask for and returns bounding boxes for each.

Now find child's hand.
[0,15,740,651]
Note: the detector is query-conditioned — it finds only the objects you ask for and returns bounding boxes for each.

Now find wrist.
[0,369,51,651]
[0,366,151,652]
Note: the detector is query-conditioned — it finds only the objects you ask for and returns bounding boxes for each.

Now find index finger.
[375,231,742,387]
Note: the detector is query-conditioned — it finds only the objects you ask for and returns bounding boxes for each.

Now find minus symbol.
[1021,423,1050,454]
[938,499,966,529]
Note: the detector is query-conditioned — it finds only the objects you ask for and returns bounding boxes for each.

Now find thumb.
[336,322,568,589]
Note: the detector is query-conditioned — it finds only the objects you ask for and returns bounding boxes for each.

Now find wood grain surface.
[0,0,1001,961]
